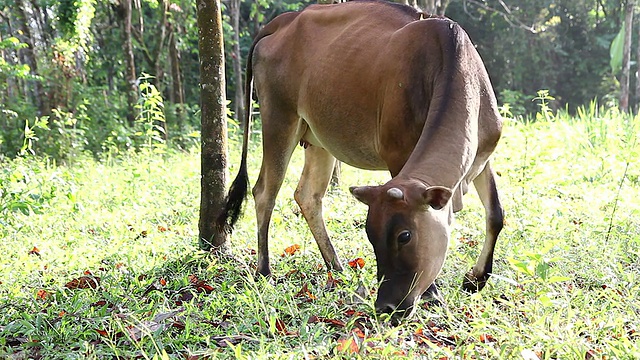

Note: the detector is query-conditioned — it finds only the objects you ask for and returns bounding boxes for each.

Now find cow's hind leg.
[253,111,303,277]
[294,145,344,272]
[463,161,504,292]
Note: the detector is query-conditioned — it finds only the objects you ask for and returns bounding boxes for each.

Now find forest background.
[0,0,637,161]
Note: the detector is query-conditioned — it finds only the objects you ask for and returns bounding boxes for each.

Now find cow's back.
[251,0,500,180]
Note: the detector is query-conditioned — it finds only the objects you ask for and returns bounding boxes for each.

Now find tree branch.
[463,0,537,33]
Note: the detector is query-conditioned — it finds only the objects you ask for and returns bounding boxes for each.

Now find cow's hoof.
[462,271,489,293]
[421,282,446,307]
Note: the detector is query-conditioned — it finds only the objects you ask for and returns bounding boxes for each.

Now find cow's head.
[350,180,452,317]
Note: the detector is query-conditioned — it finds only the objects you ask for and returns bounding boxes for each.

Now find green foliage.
[136,74,167,152]
[57,0,80,37]
[448,0,621,112]
[610,22,625,74]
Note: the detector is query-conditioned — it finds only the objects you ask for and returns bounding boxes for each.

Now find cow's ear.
[350,186,376,205]
[421,186,452,210]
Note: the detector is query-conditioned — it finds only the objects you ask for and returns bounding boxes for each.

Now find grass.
[1,105,639,359]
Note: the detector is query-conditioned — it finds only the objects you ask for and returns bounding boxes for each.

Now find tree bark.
[197,0,229,250]
[14,0,46,116]
[636,12,640,112]
[120,0,138,126]
[620,0,634,112]
[230,0,245,125]
[168,22,186,131]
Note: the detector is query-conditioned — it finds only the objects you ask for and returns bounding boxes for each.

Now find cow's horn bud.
[387,187,403,200]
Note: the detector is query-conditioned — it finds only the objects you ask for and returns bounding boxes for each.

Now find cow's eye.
[397,230,412,245]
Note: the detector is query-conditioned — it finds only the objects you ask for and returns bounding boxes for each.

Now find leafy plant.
[135,74,167,152]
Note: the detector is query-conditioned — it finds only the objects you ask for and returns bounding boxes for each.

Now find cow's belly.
[300,118,388,171]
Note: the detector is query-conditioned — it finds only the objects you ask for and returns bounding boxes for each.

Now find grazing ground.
[1,106,639,359]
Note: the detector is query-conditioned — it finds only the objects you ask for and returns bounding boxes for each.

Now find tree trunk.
[14,0,46,116]
[636,12,640,113]
[120,0,138,126]
[168,23,186,131]
[230,0,245,125]
[620,0,634,112]
[197,0,228,250]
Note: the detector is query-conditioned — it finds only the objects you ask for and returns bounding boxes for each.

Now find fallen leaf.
[585,349,598,360]
[325,271,342,291]
[478,333,496,343]
[188,275,214,293]
[211,334,258,347]
[126,308,184,341]
[348,258,365,269]
[295,283,317,302]
[28,246,40,256]
[90,300,108,307]
[336,337,360,354]
[308,315,345,328]
[65,276,100,290]
[36,289,50,300]
[95,329,109,337]
[344,309,367,318]
[274,318,298,336]
[282,244,301,257]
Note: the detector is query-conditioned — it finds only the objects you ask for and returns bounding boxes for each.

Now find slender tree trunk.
[168,23,186,131]
[14,0,46,116]
[197,0,228,250]
[636,13,640,112]
[120,0,138,126]
[230,0,245,124]
[620,0,634,112]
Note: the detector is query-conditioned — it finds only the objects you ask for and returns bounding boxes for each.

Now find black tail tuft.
[216,160,249,234]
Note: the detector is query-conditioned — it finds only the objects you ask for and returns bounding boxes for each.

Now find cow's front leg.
[294,145,343,272]
[463,162,504,292]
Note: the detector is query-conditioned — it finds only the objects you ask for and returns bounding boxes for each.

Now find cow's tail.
[216,13,298,234]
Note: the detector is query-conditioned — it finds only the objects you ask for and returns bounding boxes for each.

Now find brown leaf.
[325,271,342,291]
[65,276,100,290]
[344,309,367,318]
[90,300,108,308]
[336,337,360,354]
[348,258,365,269]
[28,246,41,256]
[211,334,258,347]
[275,318,298,336]
[308,315,345,329]
[479,333,496,343]
[36,289,50,300]
[295,283,317,302]
[281,244,301,257]
[188,275,214,293]
[95,329,109,337]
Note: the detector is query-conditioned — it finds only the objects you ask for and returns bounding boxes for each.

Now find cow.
[217,0,504,317]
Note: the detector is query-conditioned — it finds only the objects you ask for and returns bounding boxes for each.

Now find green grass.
[1,106,639,359]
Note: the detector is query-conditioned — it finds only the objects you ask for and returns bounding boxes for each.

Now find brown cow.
[217,0,504,317]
